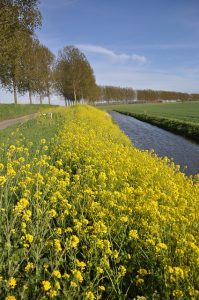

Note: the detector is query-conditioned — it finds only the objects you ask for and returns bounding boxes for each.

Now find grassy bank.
[0,104,55,121]
[115,110,199,142]
[0,105,198,299]
[99,102,199,141]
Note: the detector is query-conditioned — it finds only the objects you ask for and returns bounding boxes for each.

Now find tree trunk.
[64,97,67,106]
[13,81,17,104]
[29,90,32,104]
[48,93,51,105]
[39,94,43,105]
[73,86,77,103]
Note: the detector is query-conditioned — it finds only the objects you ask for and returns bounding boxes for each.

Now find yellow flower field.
[0,105,198,299]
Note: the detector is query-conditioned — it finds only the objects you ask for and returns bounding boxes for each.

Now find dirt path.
[0,113,38,130]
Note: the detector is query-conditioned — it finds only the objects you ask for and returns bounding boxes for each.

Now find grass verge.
[0,104,56,121]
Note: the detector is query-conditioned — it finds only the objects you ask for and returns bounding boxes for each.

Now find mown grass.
[99,102,199,124]
[0,105,198,299]
[98,102,199,142]
[0,104,56,121]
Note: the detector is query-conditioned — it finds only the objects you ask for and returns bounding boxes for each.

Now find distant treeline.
[137,90,199,102]
[97,86,199,103]
[98,86,135,101]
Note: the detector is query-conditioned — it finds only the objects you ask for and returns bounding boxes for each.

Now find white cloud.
[76,44,147,63]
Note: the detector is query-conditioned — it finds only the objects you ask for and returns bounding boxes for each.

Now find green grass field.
[0,103,55,121]
[99,102,199,124]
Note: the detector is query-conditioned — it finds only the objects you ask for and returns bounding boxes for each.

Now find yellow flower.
[55,227,62,235]
[25,262,34,272]
[0,176,6,185]
[120,216,128,222]
[65,227,73,233]
[40,139,46,144]
[118,265,126,277]
[75,259,86,270]
[138,268,148,276]
[136,278,144,286]
[25,234,33,243]
[22,210,32,222]
[14,198,29,214]
[85,291,95,300]
[5,296,16,300]
[7,166,16,177]
[70,281,78,288]
[48,209,57,218]
[69,235,79,248]
[52,270,61,279]
[7,277,16,289]
[49,289,57,298]
[43,263,49,271]
[54,281,61,290]
[96,267,104,274]
[172,289,183,298]
[42,280,51,291]
[113,250,119,258]
[99,285,105,291]
[62,273,70,280]
[129,229,139,239]
[155,243,168,252]
[94,221,107,234]
[73,270,83,282]
[54,239,62,252]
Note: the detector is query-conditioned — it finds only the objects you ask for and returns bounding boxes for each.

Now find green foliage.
[0,0,41,103]
[17,38,55,103]
[137,89,199,102]
[96,88,199,103]
[98,85,135,101]
[55,46,97,103]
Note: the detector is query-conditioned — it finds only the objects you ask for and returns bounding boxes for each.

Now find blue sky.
[36,0,199,93]
[1,0,199,103]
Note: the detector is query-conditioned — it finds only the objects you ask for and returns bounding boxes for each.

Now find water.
[110,111,199,176]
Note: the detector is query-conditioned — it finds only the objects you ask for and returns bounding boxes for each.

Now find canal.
[110,111,199,176]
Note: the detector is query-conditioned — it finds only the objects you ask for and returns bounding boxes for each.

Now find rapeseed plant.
[0,105,198,299]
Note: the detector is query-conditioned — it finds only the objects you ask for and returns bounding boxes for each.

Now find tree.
[38,45,55,105]
[17,38,54,104]
[98,85,134,102]
[55,46,97,104]
[0,0,41,103]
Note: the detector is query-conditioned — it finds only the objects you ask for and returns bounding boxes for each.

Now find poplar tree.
[55,46,97,104]
[0,0,41,103]
[18,38,54,104]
